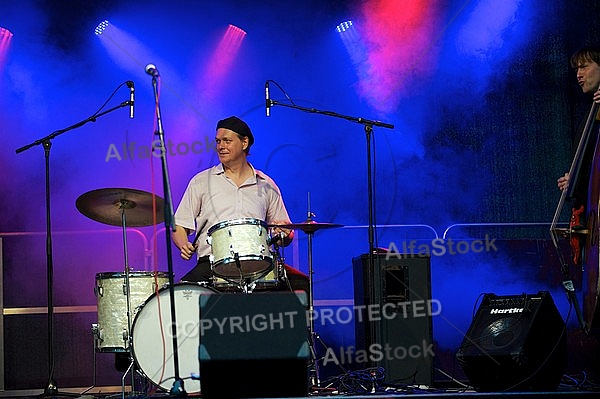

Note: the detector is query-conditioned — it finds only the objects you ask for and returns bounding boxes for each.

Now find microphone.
[126,81,134,119]
[145,63,159,77]
[265,80,271,117]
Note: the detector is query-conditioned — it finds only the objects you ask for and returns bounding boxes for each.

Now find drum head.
[131,283,216,393]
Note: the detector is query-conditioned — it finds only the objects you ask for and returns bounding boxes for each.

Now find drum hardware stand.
[147,64,188,397]
[79,324,100,396]
[15,83,133,398]
[116,201,140,399]
[272,243,290,291]
[228,251,271,293]
[269,197,346,389]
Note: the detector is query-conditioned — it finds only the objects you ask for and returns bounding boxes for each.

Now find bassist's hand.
[558,172,569,191]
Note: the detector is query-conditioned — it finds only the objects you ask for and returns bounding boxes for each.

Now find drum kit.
[75,187,343,394]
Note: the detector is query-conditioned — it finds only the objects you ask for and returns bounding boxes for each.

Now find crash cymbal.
[269,220,343,234]
[76,188,164,227]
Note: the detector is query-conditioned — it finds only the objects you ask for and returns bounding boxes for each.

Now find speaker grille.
[480,317,521,349]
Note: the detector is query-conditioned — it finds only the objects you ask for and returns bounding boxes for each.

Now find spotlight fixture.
[336,20,353,33]
[228,24,247,35]
[0,26,14,38]
[94,20,110,36]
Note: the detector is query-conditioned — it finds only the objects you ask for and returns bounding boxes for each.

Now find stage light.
[336,21,353,33]
[94,20,110,36]
[1,26,14,69]
[1,27,14,39]
[193,24,247,100]
[337,20,365,67]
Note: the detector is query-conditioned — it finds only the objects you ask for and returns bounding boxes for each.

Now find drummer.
[172,116,309,296]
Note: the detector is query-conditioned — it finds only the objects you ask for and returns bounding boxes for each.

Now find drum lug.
[91,323,99,338]
[95,285,103,297]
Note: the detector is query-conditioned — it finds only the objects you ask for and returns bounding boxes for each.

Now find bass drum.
[131,283,216,393]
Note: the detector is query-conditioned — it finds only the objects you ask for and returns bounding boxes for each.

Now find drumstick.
[191,220,208,247]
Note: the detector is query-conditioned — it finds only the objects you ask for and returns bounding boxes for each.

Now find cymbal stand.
[303,194,322,388]
[294,195,349,389]
[116,202,138,399]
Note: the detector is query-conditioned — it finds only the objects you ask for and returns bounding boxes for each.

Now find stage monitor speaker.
[199,291,309,398]
[456,291,566,392]
[353,254,433,386]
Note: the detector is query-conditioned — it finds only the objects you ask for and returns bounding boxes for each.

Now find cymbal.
[269,220,343,234]
[76,188,164,227]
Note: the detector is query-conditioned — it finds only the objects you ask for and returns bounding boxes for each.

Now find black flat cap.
[216,116,254,147]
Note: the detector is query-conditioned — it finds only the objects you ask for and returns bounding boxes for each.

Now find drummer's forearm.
[172,225,190,249]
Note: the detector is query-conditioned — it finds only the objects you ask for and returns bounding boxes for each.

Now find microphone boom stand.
[267,98,394,381]
[148,70,187,397]
[15,99,132,398]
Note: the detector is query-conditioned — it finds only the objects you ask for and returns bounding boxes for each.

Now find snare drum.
[132,283,216,394]
[95,271,168,352]
[207,218,273,279]
[212,261,282,291]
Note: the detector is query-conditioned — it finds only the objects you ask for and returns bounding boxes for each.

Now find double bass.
[550,95,600,334]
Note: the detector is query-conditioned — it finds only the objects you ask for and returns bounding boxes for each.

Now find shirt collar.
[213,162,265,183]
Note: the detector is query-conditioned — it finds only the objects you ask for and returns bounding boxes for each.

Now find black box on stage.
[352,254,434,386]
[456,291,566,391]
[199,291,309,398]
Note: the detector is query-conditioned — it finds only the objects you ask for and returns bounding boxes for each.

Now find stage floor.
[1,384,598,399]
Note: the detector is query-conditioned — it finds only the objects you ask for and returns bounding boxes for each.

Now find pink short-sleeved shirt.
[174,163,291,258]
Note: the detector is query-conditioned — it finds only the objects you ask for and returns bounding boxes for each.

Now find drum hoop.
[207,217,267,235]
[212,257,274,280]
[212,254,272,265]
[96,271,168,279]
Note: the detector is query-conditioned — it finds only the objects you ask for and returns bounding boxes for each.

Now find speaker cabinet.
[199,291,309,398]
[352,254,433,386]
[456,291,566,391]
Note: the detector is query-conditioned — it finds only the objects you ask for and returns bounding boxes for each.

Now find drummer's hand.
[271,220,293,245]
[557,172,569,191]
[180,241,196,261]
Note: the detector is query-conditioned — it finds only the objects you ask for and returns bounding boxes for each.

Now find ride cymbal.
[269,220,343,234]
[76,188,164,227]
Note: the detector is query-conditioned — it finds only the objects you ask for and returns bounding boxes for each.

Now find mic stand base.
[170,380,188,397]
[40,380,81,398]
